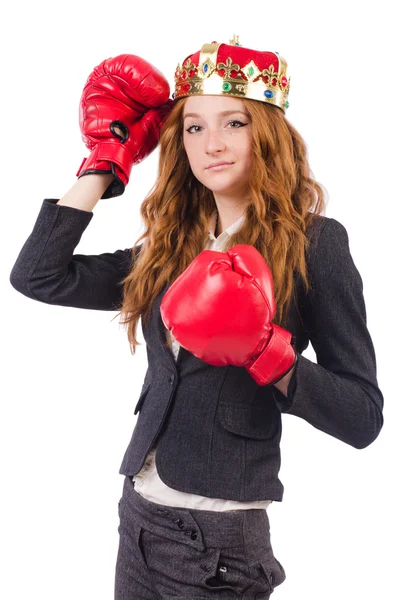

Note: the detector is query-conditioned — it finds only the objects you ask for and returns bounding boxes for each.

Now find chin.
[207,182,242,195]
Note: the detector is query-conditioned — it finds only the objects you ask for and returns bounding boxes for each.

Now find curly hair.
[115,97,328,354]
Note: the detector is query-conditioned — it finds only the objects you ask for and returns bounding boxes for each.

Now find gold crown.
[173,34,290,113]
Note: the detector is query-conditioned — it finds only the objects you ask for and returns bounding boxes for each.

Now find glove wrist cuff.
[76,141,137,198]
[246,324,296,386]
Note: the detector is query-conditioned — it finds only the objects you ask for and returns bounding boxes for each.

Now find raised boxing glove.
[76,54,173,199]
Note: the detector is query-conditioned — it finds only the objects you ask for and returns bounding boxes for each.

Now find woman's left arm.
[272,217,384,450]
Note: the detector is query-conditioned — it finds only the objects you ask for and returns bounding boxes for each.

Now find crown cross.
[229,34,241,46]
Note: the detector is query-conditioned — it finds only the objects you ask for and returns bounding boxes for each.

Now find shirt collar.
[207,211,246,242]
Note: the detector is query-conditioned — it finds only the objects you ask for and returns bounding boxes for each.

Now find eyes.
[185,120,248,134]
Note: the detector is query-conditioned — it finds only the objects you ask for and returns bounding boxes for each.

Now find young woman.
[10,36,384,599]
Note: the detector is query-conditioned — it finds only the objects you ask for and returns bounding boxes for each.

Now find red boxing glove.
[76,54,173,199]
[160,244,296,386]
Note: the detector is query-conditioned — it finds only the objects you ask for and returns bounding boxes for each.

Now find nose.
[204,128,227,154]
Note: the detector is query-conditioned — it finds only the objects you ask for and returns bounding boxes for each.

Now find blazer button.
[168,374,175,385]
[156,508,169,515]
[172,518,184,528]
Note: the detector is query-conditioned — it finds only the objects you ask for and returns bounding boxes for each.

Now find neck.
[215,208,245,237]
[212,195,249,237]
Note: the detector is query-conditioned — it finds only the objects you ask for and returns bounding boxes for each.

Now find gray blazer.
[9,198,384,502]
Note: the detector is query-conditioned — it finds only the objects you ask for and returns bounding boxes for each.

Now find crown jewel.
[173,35,290,113]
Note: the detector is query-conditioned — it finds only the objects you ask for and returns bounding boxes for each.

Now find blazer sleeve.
[9,198,142,311]
[272,217,384,450]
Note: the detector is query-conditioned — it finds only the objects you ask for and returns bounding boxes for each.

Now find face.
[182,95,253,202]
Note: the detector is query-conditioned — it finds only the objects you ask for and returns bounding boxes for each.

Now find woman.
[9,36,384,599]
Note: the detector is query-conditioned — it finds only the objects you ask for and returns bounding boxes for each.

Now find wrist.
[273,360,297,397]
[58,173,115,211]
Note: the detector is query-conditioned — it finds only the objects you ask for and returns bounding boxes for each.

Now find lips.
[206,162,233,169]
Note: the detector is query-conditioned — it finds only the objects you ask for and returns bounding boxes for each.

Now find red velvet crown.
[173,34,290,113]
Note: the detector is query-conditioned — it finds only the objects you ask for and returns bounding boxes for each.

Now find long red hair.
[115,97,327,354]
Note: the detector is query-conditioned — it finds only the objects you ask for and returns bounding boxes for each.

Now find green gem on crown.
[248,66,254,77]
[222,82,232,91]
[285,101,290,109]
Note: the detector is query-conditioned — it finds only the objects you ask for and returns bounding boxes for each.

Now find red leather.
[160,244,296,386]
[76,54,173,198]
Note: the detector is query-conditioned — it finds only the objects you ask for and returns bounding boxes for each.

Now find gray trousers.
[114,476,286,599]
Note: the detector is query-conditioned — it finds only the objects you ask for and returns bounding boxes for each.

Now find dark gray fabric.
[115,475,285,599]
[10,198,384,502]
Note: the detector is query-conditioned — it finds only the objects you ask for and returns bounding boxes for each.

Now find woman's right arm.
[9,52,171,310]
[9,174,142,311]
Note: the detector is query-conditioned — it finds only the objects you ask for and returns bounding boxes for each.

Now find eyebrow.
[183,110,250,120]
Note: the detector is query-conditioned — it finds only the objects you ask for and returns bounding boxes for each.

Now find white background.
[1,1,396,598]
